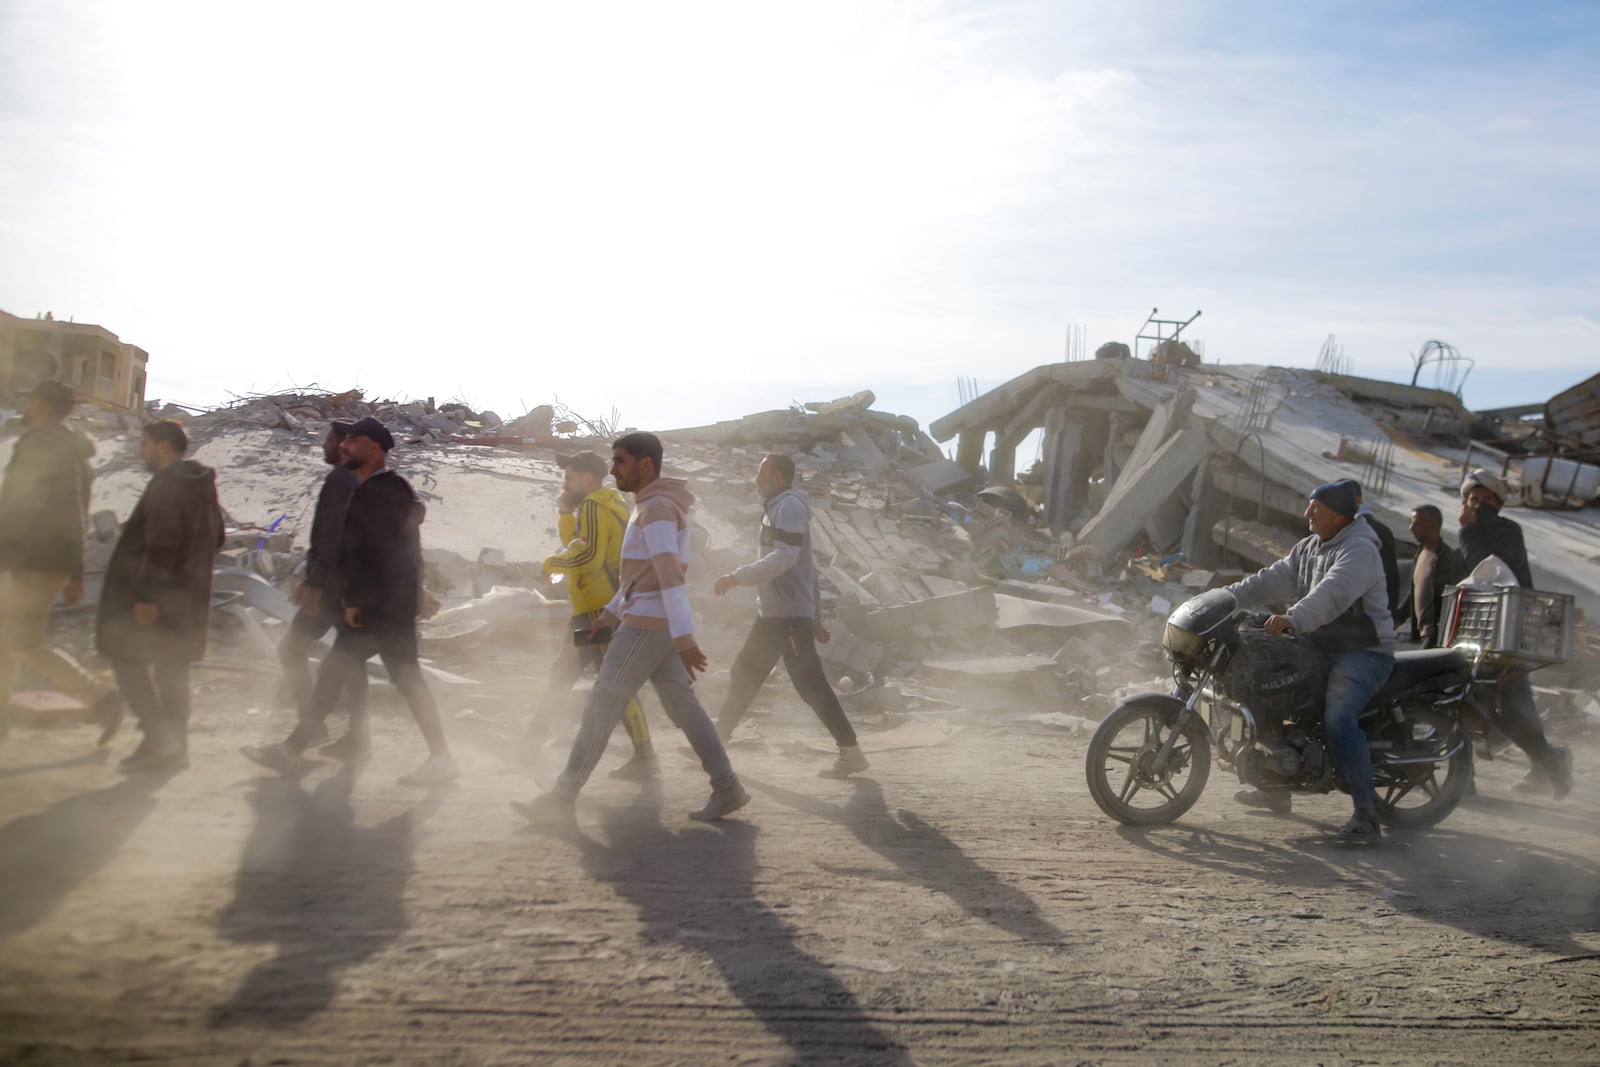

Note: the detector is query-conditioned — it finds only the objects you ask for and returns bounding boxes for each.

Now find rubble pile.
[9,365,1595,742]
[3,385,1188,736]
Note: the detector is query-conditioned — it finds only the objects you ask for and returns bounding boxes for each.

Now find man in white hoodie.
[512,432,747,823]
[713,453,867,778]
[1223,479,1395,842]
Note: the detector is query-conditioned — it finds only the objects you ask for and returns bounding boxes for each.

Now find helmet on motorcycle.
[1161,589,1238,661]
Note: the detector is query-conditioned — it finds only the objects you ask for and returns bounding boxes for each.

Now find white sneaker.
[398,755,459,787]
[819,745,869,779]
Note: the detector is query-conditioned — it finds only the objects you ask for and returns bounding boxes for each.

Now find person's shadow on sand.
[209,761,443,1028]
[560,785,915,1065]
[753,775,1067,946]
[0,768,177,939]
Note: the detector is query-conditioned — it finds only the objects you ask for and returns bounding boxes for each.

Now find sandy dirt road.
[0,679,1596,1066]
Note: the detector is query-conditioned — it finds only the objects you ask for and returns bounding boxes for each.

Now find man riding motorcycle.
[1220,479,1395,842]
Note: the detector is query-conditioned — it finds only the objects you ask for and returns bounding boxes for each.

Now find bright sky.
[2,1,1597,438]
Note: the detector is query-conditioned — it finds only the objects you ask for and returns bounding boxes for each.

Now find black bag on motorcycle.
[1217,629,1330,735]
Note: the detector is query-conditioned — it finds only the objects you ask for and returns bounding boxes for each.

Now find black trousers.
[287,622,443,753]
[1495,671,1555,761]
[717,617,856,747]
[279,606,369,724]
[111,658,191,746]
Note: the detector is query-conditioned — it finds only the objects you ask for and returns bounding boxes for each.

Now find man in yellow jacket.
[531,451,655,778]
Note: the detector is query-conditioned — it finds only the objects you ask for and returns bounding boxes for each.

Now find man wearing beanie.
[1458,469,1572,799]
[1219,479,1395,843]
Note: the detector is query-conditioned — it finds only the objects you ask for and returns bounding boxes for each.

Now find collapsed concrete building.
[932,358,1600,620]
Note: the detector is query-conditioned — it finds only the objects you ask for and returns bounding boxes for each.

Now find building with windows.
[0,308,149,411]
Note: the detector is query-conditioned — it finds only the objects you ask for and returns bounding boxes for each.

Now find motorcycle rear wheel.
[1086,696,1212,825]
[1372,704,1471,829]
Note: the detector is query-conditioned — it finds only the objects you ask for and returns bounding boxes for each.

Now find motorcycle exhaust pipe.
[1374,737,1466,767]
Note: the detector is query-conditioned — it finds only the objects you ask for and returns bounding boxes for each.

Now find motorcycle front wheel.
[1086,695,1212,825]
[1372,704,1472,829]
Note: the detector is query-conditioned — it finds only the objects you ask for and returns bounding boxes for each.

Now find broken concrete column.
[1041,407,1090,529]
[1077,419,1210,556]
[955,430,985,480]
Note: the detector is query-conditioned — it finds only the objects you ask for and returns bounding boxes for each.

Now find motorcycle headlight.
[1162,621,1206,661]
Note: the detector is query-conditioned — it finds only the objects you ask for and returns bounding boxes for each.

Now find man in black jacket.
[1342,480,1400,617]
[97,420,225,772]
[1458,468,1572,799]
[244,417,457,787]
[276,422,368,756]
[1397,504,1459,648]
[0,380,122,743]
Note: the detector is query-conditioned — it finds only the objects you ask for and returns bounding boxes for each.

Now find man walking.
[243,417,458,787]
[1457,468,1573,799]
[512,432,748,823]
[1397,504,1459,648]
[277,422,369,756]
[1225,480,1394,843]
[97,420,225,772]
[0,380,122,743]
[713,453,867,778]
[531,450,656,779]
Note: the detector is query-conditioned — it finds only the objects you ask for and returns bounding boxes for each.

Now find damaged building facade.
[0,308,149,412]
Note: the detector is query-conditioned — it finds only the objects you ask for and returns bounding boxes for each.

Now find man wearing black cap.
[244,417,458,787]
[275,422,369,756]
[1220,479,1396,843]
[528,451,656,777]
[0,380,122,743]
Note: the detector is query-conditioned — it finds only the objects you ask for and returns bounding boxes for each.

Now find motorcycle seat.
[1366,648,1470,708]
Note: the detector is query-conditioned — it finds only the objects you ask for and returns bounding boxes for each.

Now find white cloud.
[1,1,1595,434]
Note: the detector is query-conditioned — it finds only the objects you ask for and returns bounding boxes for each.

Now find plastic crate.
[1442,586,1575,665]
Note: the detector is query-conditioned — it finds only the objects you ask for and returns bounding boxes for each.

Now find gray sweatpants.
[557,625,734,793]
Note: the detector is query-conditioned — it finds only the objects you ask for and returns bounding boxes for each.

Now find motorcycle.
[1085,589,1479,828]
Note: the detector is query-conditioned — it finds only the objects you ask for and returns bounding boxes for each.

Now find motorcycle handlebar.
[1240,611,1294,634]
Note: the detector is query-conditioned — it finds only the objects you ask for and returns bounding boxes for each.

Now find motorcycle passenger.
[1223,479,1395,843]
[1457,469,1572,800]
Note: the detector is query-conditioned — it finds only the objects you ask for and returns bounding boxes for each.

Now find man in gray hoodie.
[713,454,867,778]
[1223,480,1395,842]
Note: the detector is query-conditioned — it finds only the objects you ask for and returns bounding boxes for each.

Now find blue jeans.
[559,626,734,794]
[1324,649,1394,811]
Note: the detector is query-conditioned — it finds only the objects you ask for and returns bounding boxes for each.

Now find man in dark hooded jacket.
[0,380,122,743]
[243,417,457,788]
[277,422,368,755]
[97,420,224,772]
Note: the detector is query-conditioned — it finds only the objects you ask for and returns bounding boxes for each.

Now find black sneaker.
[1335,810,1382,844]
[319,730,371,762]
[92,692,125,747]
[1233,787,1292,814]
[120,736,183,774]
[1547,746,1573,802]
[240,742,316,778]
[1512,764,1550,794]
